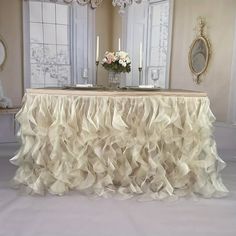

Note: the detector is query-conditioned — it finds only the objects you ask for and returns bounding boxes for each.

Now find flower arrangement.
[101,51,131,73]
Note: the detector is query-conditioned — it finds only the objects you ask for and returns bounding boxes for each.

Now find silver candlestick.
[138,67,143,85]
[95,61,99,85]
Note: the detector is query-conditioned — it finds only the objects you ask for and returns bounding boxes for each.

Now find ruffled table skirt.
[10,89,228,199]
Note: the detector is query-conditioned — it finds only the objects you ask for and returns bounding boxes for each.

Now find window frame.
[146,0,174,88]
[23,0,96,90]
[123,0,174,88]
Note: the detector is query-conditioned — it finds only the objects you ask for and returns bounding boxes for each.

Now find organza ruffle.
[10,93,228,199]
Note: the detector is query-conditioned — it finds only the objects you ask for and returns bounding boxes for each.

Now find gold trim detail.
[188,17,211,84]
[0,36,7,71]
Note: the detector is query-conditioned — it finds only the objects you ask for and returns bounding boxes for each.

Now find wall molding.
[214,121,236,128]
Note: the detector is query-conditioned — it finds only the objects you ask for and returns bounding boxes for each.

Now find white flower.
[118,59,126,67]
[102,58,108,64]
[119,51,127,59]
[102,50,130,71]
[122,62,127,67]
[126,57,131,63]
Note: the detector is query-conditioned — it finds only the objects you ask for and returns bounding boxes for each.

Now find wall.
[0,0,235,155]
[0,0,23,107]
[96,0,236,122]
[95,1,122,86]
[0,0,235,122]
[228,15,236,124]
[0,0,114,92]
[95,0,113,86]
[111,6,122,52]
[170,0,236,122]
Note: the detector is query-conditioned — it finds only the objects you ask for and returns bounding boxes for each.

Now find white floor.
[0,149,236,236]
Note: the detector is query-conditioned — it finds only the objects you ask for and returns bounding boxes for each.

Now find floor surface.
[0,153,235,236]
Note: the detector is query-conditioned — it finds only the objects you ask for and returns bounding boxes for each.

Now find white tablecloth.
[10,89,228,200]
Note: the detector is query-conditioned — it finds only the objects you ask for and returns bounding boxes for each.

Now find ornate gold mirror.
[189,18,211,84]
[0,36,7,71]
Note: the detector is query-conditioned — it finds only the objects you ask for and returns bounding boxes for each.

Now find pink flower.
[105,52,116,64]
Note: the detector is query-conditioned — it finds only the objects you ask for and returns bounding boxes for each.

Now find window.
[29,1,71,88]
[125,0,173,88]
[24,0,95,89]
[146,1,170,86]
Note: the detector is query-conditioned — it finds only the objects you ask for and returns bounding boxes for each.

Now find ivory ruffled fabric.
[10,92,228,199]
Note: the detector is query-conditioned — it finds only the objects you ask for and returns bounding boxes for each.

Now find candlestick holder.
[95,61,99,85]
[138,67,143,85]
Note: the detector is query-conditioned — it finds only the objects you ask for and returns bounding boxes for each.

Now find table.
[0,108,20,143]
[0,108,20,114]
[10,88,228,199]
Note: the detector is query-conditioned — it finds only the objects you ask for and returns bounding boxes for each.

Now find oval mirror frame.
[188,36,210,83]
[0,38,7,71]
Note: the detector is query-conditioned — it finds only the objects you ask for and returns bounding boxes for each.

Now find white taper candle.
[96,36,100,61]
[139,42,143,68]
[118,38,121,51]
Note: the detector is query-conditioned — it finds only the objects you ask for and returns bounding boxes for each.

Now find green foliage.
[102,61,131,73]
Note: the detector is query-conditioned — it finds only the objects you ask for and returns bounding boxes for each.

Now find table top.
[0,107,20,114]
[26,88,207,97]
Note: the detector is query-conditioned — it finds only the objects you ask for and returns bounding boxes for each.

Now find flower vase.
[108,71,121,89]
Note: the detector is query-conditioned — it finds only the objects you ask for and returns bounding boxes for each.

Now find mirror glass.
[0,40,6,68]
[190,38,208,74]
